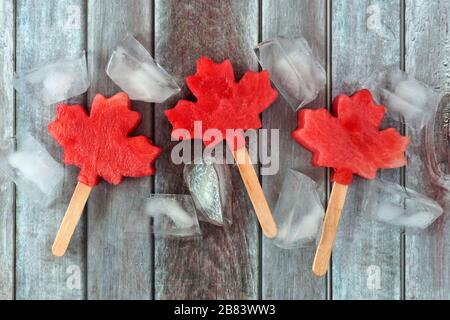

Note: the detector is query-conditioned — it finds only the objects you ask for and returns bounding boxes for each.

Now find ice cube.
[362,178,443,231]
[183,156,232,226]
[106,34,180,103]
[271,169,324,249]
[14,51,89,106]
[146,196,195,228]
[255,36,326,112]
[376,69,439,130]
[0,134,64,205]
[125,194,201,238]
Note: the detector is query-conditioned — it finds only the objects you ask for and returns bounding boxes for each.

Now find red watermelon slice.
[292,89,409,185]
[164,57,278,150]
[48,92,161,186]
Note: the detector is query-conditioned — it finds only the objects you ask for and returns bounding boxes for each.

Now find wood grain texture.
[332,0,402,299]
[15,0,86,300]
[154,0,259,299]
[0,0,15,300]
[261,0,327,299]
[405,0,450,299]
[87,0,153,300]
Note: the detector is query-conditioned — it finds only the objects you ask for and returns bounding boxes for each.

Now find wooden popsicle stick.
[52,182,92,257]
[232,146,277,238]
[312,182,349,277]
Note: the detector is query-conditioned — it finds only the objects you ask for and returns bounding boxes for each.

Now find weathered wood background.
[0,0,449,300]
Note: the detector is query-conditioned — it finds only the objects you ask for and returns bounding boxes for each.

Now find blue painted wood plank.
[332,0,402,299]
[0,0,15,300]
[15,0,87,299]
[405,0,450,300]
[87,0,153,300]
[261,0,327,300]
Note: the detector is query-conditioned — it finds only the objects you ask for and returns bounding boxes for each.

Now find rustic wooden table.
[0,0,448,300]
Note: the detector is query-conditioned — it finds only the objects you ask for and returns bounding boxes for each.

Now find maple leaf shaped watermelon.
[292,89,409,185]
[48,92,161,186]
[164,57,278,149]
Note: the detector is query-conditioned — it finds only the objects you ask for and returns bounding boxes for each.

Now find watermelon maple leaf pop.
[49,92,161,256]
[292,89,409,276]
[165,57,279,238]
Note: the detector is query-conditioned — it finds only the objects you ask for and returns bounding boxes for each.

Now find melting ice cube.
[106,34,180,103]
[14,51,89,106]
[125,194,201,238]
[145,196,195,228]
[271,169,324,249]
[255,36,326,112]
[183,157,232,226]
[362,178,443,231]
[0,134,64,205]
[376,69,439,130]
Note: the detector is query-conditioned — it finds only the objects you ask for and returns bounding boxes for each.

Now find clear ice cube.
[375,69,439,130]
[271,169,324,249]
[14,51,89,106]
[183,156,232,226]
[0,134,64,205]
[125,194,201,238]
[361,178,443,232]
[106,34,180,103]
[255,36,326,112]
